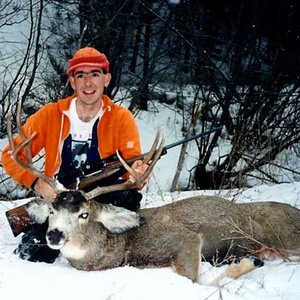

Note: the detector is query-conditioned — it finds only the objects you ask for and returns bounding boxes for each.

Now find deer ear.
[26,198,52,224]
[96,204,140,233]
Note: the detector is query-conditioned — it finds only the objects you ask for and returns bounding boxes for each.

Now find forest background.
[0,0,300,198]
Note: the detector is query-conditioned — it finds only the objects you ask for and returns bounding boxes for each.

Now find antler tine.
[85,131,165,201]
[143,135,165,179]
[7,105,15,151]
[118,133,165,186]
[142,129,161,165]
[16,99,32,165]
[7,102,58,191]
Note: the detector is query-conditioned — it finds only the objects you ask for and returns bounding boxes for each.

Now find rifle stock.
[67,153,150,190]
[5,126,223,236]
[5,204,33,237]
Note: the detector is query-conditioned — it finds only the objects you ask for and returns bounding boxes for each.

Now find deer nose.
[47,229,64,245]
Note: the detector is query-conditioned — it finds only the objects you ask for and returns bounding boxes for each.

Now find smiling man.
[2,47,147,263]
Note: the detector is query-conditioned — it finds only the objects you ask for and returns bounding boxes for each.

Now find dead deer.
[25,191,300,284]
[6,101,300,285]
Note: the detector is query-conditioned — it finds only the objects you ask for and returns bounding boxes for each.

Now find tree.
[0,0,47,198]
[188,0,300,188]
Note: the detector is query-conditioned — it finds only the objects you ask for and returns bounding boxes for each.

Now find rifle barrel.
[164,125,223,151]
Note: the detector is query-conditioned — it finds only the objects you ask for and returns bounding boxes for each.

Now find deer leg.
[171,232,203,283]
[209,256,264,286]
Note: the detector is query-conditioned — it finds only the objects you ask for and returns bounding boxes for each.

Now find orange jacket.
[2,94,142,189]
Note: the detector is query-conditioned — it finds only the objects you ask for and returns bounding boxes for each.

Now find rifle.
[5,126,223,236]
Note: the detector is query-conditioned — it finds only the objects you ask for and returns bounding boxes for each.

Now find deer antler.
[7,99,59,191]
[85,130,165,200]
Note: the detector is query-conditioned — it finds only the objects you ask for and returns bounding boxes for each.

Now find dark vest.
[56,119,102,187]
[56,119,123,189]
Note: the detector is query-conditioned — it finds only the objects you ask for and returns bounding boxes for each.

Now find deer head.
[26,190,141,253]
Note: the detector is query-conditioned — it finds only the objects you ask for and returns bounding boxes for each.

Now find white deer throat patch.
[60,243,87,260]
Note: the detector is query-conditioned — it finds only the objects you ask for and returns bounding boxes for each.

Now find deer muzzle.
[46,229,66,250]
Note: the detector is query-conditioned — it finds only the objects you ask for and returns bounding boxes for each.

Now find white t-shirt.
[68,98,103,169]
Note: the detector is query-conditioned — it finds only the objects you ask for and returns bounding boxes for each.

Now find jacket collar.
[58,94,113,114]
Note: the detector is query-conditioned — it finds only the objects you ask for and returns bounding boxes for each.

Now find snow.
[0,184,299,300]
[0,100,299,299]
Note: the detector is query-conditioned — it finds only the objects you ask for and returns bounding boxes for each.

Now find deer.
[5,101,300,285]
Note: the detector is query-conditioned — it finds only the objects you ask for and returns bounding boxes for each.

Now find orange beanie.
[67,47,110,75]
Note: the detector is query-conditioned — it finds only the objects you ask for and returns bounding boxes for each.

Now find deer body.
[121,197,300,265]
[26,192,300,282]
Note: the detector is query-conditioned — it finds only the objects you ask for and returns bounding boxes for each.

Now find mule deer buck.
[25,191,300,283]
[6,102,300,284]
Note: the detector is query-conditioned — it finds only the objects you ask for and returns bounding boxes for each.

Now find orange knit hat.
[67,47,110,75]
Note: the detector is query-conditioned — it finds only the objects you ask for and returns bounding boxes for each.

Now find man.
[2,47,147,263]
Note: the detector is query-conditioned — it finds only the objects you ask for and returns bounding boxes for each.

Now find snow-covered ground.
[0,183,299,300]
[0,99,299,300]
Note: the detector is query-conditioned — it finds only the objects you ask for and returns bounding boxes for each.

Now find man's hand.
[33,178,58,200]
[130,159,149,189]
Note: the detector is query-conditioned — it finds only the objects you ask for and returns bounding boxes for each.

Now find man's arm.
[2,141,37,189]
[2,108,47,189]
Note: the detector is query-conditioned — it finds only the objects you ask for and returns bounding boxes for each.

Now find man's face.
[69,66,111,106]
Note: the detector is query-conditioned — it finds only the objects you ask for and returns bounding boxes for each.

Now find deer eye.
[79,212,89,219]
